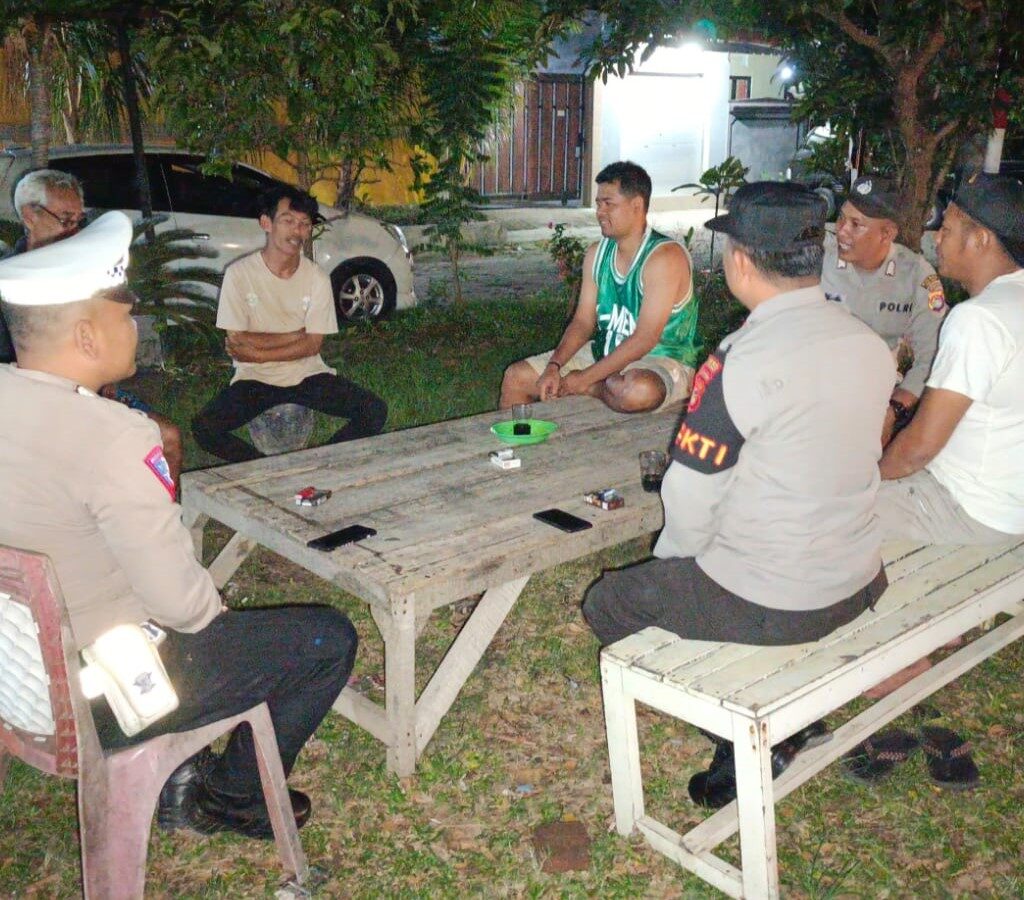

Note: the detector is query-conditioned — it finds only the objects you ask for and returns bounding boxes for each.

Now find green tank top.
[590,227,701,366]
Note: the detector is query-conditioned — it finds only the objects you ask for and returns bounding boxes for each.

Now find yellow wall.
[248,146,422,208]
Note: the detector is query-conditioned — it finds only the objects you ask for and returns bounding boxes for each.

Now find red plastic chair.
[0,545,308,899]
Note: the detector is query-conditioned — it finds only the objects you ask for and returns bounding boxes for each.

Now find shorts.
[524,344,694,411]
[875,470,1017,545]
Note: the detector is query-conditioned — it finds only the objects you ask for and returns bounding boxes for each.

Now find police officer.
[822,176,946,441]
[583,181,893,647]
[582,182,895,809]
[0,212,357,840]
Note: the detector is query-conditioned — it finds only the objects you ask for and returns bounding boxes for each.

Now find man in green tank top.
[500,161,701,413]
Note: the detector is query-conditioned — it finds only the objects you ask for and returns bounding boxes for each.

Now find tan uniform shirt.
[821,234,946,397]
[217,251,338,388]
[0,365,221,648]
[655,286,896,611]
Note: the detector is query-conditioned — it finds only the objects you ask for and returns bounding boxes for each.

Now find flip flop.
[919,726,980,790]
[842,728,919,784]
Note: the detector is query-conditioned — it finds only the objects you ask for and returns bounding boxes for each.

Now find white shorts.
[524,344,694,411]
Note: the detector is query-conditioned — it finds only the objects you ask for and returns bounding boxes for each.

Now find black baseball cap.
[952,173,1024,244]
[706,181,827,251]
[846,175,899,221]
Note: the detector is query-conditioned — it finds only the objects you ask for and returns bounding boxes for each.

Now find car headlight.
[382,222,410,255]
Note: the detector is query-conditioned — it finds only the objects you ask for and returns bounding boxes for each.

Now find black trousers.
[582,556,887,648]
[192,372,388,463]
[93,606,357,798]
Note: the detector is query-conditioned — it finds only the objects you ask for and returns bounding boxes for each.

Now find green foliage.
[125,215,221,365]
[562,0,1024,250]
[407,0,552,303]
[674,155,748,205]
[675,156,748,267]
[546,223,587,308]
[144,0,414,192]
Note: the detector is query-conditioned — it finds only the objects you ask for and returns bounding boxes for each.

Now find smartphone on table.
[532,508,592,533]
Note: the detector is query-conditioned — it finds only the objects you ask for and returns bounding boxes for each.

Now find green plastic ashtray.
[490,419,559,446]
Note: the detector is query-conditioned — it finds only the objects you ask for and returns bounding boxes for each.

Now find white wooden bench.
[600,538,1024,899]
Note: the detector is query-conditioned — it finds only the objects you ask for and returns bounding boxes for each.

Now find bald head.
[1,286,133,356]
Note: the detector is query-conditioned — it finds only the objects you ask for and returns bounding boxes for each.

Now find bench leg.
[732,720,780,900]
[600,657,644,836]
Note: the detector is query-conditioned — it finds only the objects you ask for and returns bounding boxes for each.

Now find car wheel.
[331,258,397,322]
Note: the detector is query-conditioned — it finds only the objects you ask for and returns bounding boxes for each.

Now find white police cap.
[0,211,132,306]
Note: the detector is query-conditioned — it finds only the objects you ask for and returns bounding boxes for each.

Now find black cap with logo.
[846,175,899,221]
[706,181,827,252]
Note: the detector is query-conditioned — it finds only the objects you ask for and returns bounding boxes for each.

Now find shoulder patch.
[922,273,946,312]
[144,446,176,498]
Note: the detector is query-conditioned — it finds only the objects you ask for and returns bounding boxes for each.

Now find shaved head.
[0,286,135,356]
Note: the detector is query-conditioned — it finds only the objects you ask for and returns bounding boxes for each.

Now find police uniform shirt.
[821,233,946,397]
[654,286,896,611]
[0,365,222,648]
[217,251,338,388]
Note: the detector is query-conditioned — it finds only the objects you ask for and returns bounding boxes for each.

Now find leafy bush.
[126,216,223,367]
[546,223,587,311]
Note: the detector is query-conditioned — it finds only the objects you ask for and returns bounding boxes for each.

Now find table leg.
[414,577,528,754]
[207,533,259,590]
[181,508,208,562]
[372,598,418,776]
[732,719,780,900]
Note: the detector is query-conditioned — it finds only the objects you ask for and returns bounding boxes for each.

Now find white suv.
[0,145,415,321]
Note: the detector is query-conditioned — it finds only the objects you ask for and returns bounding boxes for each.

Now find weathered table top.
[180,396,683,609]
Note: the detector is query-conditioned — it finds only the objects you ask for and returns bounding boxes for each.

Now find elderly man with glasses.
[1,168,184,487]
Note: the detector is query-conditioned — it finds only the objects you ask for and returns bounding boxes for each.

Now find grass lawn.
[2,290,1023,898]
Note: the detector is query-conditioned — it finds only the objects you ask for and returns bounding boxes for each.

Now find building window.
[730,76,751,101]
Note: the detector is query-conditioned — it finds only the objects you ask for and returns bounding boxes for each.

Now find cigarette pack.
[489,448,521,470]
[294,486,332,507]
[583,488,624,510]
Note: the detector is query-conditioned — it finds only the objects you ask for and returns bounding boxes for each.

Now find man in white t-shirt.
[877,174,1024,542]
[192,186,387,462]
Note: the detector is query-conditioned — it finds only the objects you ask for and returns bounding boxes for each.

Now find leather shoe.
[156,747,218,832]
[189,782,312,840]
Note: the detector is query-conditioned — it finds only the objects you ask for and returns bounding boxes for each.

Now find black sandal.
[919,726,980,790]
[842,728,919,784]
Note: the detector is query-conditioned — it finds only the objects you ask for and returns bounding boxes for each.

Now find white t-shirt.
[926,269,1024,534]
[216,251,338,387]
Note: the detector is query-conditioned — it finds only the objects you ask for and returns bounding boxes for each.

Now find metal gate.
[471,75,587,202]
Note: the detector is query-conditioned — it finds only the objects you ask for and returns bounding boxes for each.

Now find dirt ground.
[412,246,563,305]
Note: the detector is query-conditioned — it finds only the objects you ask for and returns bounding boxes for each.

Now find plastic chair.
[0,545,308,899]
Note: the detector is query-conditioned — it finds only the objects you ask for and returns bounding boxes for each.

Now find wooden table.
[180,396,682,775]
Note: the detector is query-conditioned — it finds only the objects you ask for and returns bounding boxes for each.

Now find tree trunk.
[25,17,53,167]
[116,19,155,243]
[335,159,363,212]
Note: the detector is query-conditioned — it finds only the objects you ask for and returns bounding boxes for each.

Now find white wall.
[597,45,730,200]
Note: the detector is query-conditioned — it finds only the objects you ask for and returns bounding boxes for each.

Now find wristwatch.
[889,398,913,427]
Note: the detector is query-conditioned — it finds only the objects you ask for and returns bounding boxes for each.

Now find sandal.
[842,728,919,784]
[919,726,980,790]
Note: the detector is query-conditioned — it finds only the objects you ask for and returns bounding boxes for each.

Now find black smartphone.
[533,508,592,533]
[307,524,377,551]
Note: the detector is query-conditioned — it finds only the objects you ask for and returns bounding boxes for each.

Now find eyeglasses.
[33,203,88,231]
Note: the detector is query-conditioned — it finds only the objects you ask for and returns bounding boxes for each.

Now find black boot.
[188,782,312,841]
[157,746,218,832]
